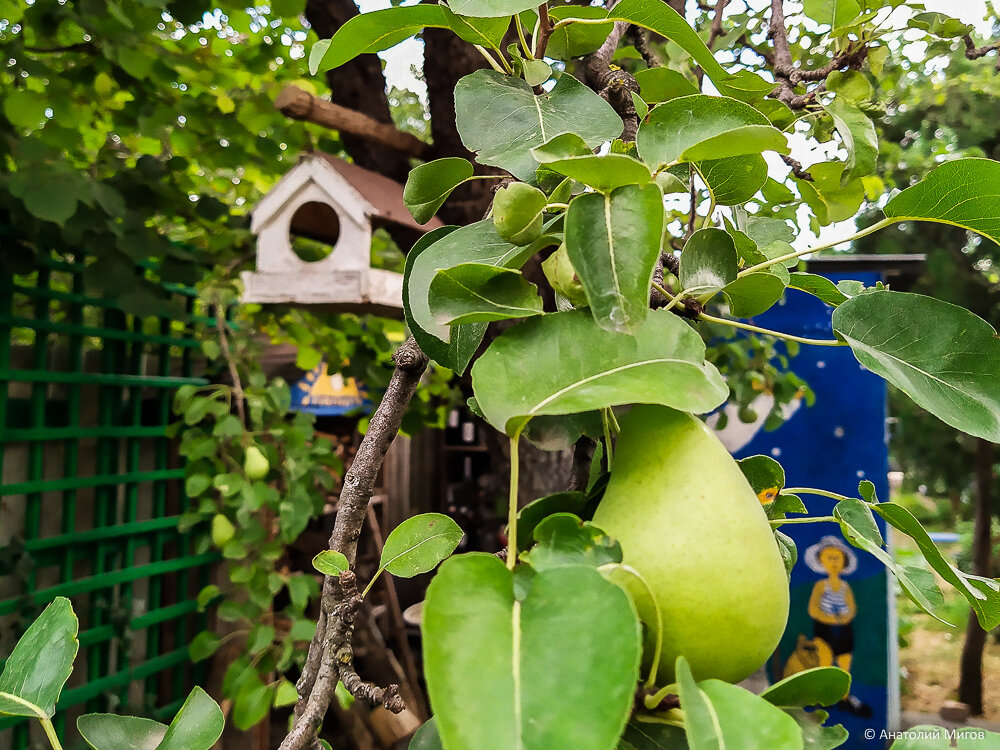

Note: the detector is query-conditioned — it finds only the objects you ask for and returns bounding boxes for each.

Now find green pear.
[211,513,235,547]
[591,405,789,684]
[244,445,270,480]
[493,182,546,245]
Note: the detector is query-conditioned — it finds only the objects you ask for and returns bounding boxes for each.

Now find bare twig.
[282,338,428,750]
[214,302,246,428]
[780,154,813,181]
[963,35,1000,59]
[628,26,661,68]
[534,3,553,59]
[707,0,730,51]
[582,20,641,141]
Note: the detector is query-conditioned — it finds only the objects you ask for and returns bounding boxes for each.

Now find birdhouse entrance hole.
[289,200,341,263]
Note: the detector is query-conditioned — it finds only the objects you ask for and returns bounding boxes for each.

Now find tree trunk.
[957,438,994,715]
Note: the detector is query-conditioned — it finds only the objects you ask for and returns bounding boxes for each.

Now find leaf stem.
[651,281,682,312]
[698,311,846,346]
[474,44,510,74]
[507,436,520,570]
[770,515,837,527]
[602,410,615,471]
[737,217,897,277]
[783,487,854,502]
[515,15,534,59]
[545,202,569,211]
[40,718,64,750]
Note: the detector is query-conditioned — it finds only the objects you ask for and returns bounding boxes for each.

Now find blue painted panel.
[290,362,373,416]
[735,273,892,748]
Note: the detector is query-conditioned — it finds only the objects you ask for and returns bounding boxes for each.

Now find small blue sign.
[732,272,895,748]
[290,362,373,416]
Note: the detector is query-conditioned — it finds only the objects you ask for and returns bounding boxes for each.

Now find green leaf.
[795,163,864,226]
[516,491,589,549]
[825,71,873,104]
[540,154,652,193]
[546,7,613,59]
[882,158,1000,245]
[189,631,222,662]
[679,228,738,299]
[722,273,786,318]
[422,554,641,750]
[4,89,47,130]
[472,309,728,436]
[737,455,785,505]
[233,681,273,731]
[634,68,699,104]
[783,708,848,750]
[775,531,797,580]
[526,513,623,571]
[402,224,498,373]
[606,0,773,101]
[312,550,349,576]
[823,98,877,181]
[430,263,543,325]
[410,717,444,750]
[873,503,1000,630]
[449,0,536,18]
[801,0,860,30]
[787,273,849,307]
[440,10,512,48]
[698,154,769,206]
[0,597,78,718]
[274,680,299,708]
[311,6,448,73]
[833,500,945,621]
[832,290,1000,442]
[158,687,225,750]
[908,12,974,38]
[566,183,664,332]
[455,70,622,181]
[493,182,547,244]
[379,513,464,578]
[761,667,851,708]
[637,95,786,170]
[403,158,474,224]
[619,720,688,749]
[77,714,168,750]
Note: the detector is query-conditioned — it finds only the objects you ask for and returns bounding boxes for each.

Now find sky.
[356,0,996,250]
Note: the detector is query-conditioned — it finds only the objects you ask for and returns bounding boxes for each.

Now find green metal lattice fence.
[0,252,217,748]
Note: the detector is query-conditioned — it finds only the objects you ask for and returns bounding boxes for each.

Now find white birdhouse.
[242,152,443,316]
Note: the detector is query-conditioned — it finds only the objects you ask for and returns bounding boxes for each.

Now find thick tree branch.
[583,20,641,141]
[963,35,1000,60]
[282,338,428,750]
[566,437,596,492]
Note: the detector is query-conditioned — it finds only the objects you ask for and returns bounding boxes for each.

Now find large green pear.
[591,405,789,684]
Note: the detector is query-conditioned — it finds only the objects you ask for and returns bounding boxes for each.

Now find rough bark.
[957,438,994,715]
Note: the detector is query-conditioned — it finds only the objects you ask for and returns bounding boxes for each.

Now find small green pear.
[244,445,270,480]
[591,405,789,684]
[541,243,588,308]
[493,182,546,245]
[211,513,235,547]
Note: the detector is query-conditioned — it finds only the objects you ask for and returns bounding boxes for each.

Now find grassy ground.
[895,531,1000,720]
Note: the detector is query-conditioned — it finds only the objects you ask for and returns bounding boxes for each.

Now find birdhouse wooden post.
[242,153,442,316]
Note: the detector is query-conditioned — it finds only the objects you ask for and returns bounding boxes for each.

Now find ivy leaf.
[0,597,78,718]
[566,183,664,332]
[761,667,851,708]
[722,273,786,318]
[882,158,1000,245]
[787,273,849,307]
[823,98,877,181]
[422,554,641,750]
[312,550,349,576]
[831,290,1000,442]
[403,158,474,224]
[378,513,464,578]
[158,687,225,750]
[679,228,738,299]
[429,263,543,324]
[471,309,728,437]
[525,513,623,571]
[455,70,622,181]
[77,715,169,750]
[873,503,1000,630]
[637,95,787,171]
